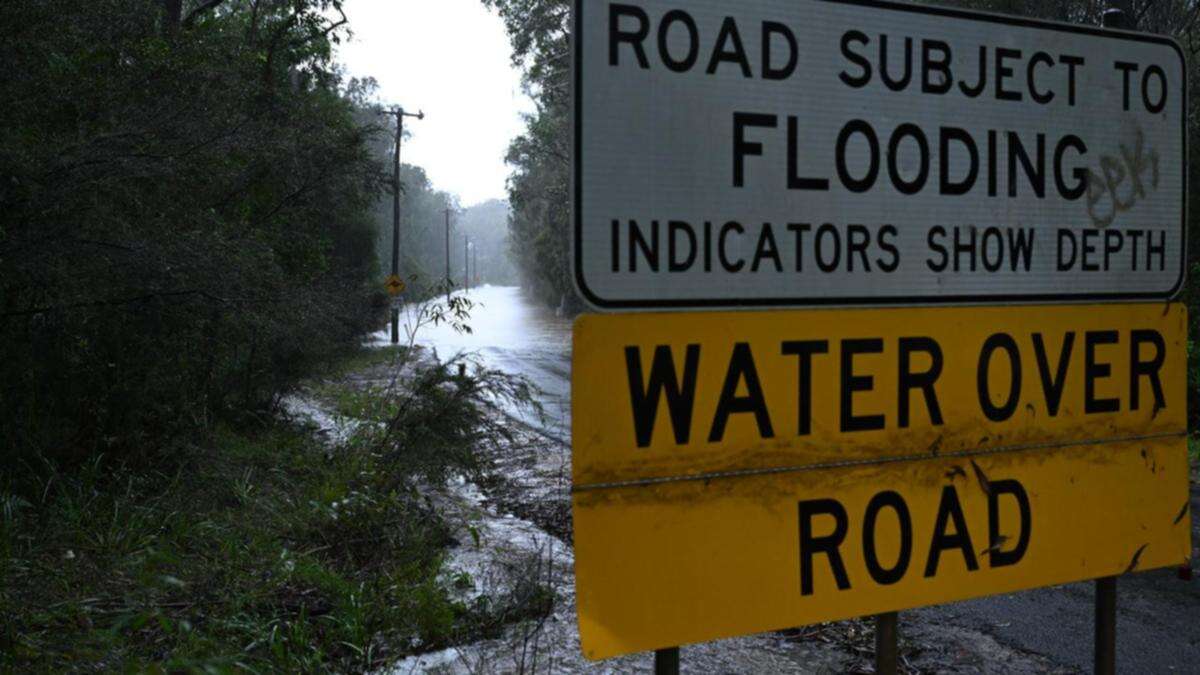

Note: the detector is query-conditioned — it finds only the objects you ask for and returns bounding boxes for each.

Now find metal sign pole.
[1091,2,1125,662]
[876,612,899,675]
[1095,577,1117,675]
[654,647,679,675]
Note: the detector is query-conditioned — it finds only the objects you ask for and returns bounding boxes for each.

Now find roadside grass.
[0,348,550,672]
[317,344,411,381]
[307,344,411,424]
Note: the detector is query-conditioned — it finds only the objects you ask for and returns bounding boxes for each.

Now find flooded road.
[377,285,573,443]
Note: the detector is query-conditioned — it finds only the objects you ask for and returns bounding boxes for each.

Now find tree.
[483,0,574,308]
[0,0,387,461]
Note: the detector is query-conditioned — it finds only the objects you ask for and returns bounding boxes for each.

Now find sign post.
[570,0,1188,669]
[1094,10,1129,671]
[876,612,898,675]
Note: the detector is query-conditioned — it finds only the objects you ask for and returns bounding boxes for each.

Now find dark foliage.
[0,0,388,462]
[484,0,574,310]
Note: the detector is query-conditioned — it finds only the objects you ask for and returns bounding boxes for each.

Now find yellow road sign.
[572,304,1189,660]
[384,275,405,296]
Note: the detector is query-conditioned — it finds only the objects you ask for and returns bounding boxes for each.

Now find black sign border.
[572,0,1188,310]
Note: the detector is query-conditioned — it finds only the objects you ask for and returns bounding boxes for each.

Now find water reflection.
[375,285,573,441]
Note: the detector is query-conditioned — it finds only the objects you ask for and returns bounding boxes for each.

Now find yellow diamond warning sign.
[571,303,1189,660]
[384,275,405,296]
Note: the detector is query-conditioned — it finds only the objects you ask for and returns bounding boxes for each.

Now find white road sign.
[573,0,1186,309]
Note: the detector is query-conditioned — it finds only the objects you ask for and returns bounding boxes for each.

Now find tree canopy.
[0,0,388,460]
[484,0,573,309]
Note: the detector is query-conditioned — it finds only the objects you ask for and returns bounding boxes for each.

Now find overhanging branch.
[183,0,227,28]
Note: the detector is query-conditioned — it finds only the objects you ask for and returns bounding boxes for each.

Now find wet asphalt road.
[421,286,1200,673]
[910,485,1200,673]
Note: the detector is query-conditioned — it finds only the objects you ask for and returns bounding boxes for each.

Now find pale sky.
[337,0,533,206]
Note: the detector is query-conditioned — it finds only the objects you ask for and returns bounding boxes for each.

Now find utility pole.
[444,207,452,303]
[464,236,470,293]
[386,106,423,345]
[473,245,478,288]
